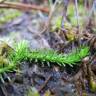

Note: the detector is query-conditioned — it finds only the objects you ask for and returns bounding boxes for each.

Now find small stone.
[82,56,89,63]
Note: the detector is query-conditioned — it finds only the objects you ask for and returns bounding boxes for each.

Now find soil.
[0,1,96,96]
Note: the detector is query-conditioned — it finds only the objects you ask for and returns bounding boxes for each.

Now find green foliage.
[0,41,89,74]
[10,40,29,64]
[0,63,15,73]
[28,46,89,66]
[0,9,21,25]
[67,4,86,26]
[51,16,72,32]
[62,46,89,66]
[90,78,96,92]
[51,3,87,31]
[52,16,62,31]
[11,41,89,67]
[26,87,40,96]
[0,40,29,74]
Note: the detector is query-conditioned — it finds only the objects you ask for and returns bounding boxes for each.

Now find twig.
[0,85,8,96]
[74,0,79,28]
[88,0,96,18]
[40,0,59,34]
[0,0,6,3]
[83,0,96,29]
[74,0,82,47]
[58,0,69,36]
[38,75,51,92]
[0,2,49,13]
[60,0,69,29]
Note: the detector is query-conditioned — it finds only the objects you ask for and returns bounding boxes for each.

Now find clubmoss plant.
[0,40,89,74]
[28,46,89,66]
[9,40,29,63]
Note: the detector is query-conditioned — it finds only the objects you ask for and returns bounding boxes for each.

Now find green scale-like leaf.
[0,41,89,74]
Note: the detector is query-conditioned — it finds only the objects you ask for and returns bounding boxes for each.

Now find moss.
[0,9,21,25]
[67,4,86,26]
